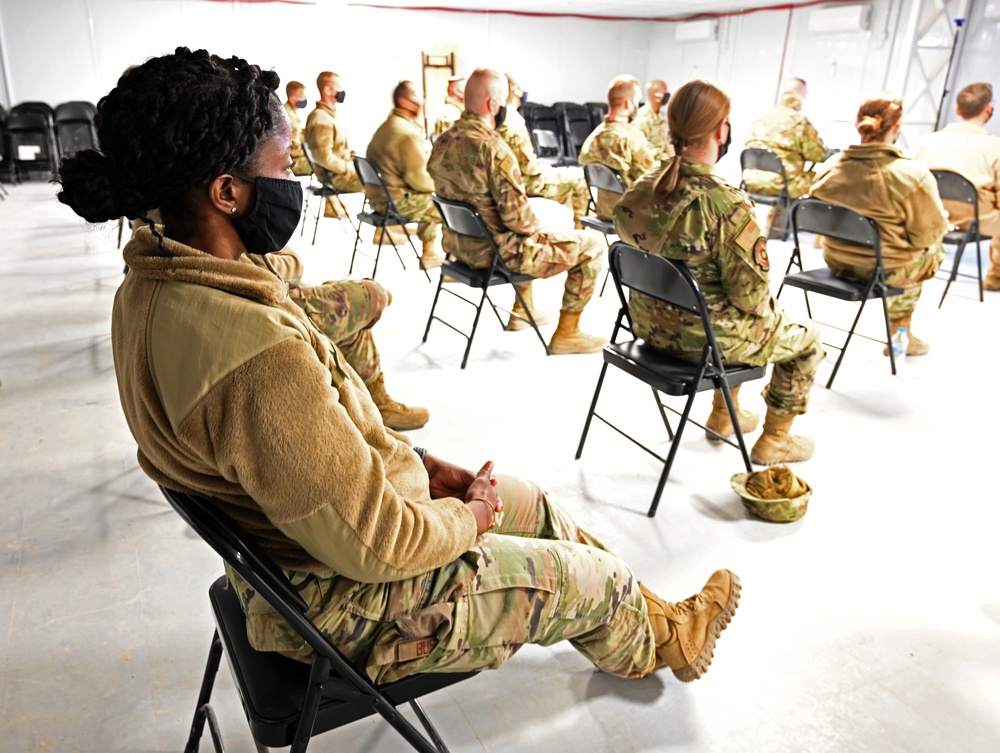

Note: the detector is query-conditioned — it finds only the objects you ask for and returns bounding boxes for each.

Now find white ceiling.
[349,0,826,21]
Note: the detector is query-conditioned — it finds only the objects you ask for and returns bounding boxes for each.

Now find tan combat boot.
[750,409,815,465]
[548,310,607,355]
[420,239,445,269]
[884,312,929,356]
[704,385,760,442]
[639,570,741,682]
[367,373,429,431]
[325,197,348,218]
[372,225,408,246]
[985,277,1000,292]
[506,282,553,331]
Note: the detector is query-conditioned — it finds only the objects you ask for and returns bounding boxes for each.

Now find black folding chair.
[531,128,564,167]
[585,101,609,131]
[554,102,592,165]
[4,109,58,181]
[299,141,356,245]
[54,101,98,159]
[576,242,764,517]
[581,163,627,295]
[777,197,903,388]
[352,156,430,282]
[739,148,792,240]
[931,169,991,307]
[423,195,550,368]
[159,485,477,753]
[0,104,10,195]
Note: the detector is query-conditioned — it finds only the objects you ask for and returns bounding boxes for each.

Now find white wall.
[940,0,1000,135]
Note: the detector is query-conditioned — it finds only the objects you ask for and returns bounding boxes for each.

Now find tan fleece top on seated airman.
[113,227,477,582]
[810,143,948,269]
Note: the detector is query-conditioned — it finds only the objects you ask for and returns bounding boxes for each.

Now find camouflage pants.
[517,230,605,312]
[372,190,441,242]
[330,164,363,194]
[226,474,657,684]
[825,245,945,318]
[755,316,826,417]
[291,147,312,177]
[288,279,389,385]
[525,167,590,219]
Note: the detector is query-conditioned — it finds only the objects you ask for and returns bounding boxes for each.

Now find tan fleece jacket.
[304,101,354,176]
[366,108,435,210]
[114,228,477,582]
[810,143,948,269]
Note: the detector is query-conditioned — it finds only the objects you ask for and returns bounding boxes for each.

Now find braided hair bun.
[58,47,281,223]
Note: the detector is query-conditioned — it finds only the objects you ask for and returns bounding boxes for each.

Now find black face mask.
[718,125,733,160]
[495,105,507,129]
[295,98,307,109]
[520,91,529,107]
[335,90,346,104]
[232,177,303,255]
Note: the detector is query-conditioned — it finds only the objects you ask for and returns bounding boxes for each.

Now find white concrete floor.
[2,180,999,753]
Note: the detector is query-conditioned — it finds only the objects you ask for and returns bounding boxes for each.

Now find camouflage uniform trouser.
[825,244,945,319]
[287,279,389,385]
[516,230,605,312]
[331,164,363,194]
[525,167,590,219]
[374,190,441,243]
[225,474,657,684]
[752,315,825,417]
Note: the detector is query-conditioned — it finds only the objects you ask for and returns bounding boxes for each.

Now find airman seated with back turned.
[428,68,607,354]
[433,75,465,137]
[633,79,674,161]
[579,75,656,220]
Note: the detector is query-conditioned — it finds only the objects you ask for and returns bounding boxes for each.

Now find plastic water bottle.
[890,326,908,364]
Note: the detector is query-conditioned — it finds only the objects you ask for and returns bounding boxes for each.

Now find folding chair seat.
[581,163,627,295]
[585,101,608,131]
[553,102,592,165]
[423,194,550,368]
[777,197,904,388]
[931,169,991,307]
[54,101,98,158]
[739,147,793,240]
[576,242,764,517]
[351,156,430,281]
[159,485,477,753]
[526,106,564,165]
[531,128,564,168]
[299,142,356,245]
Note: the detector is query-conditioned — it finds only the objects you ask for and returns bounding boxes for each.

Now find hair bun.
[856,115,882,136]
[57,150,123,223]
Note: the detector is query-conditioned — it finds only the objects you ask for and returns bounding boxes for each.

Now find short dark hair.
[393,80,414,108]
[285,80,305,98]
[957,82,993,119]
[57,47,282,225]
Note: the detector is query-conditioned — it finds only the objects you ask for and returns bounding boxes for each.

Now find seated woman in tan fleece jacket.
[55,48,741,694]
[810,95,948,355]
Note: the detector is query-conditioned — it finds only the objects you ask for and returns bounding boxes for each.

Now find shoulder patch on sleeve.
[753,237,770,271]
[497,151,520,185]
[734,213,761,253]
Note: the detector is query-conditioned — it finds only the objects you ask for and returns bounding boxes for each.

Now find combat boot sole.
[671,573,742,683]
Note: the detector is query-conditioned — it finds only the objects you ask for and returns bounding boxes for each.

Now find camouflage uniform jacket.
[743,92,830,196]
[433,96,463,136]
[810,143,949,270]
[366,108,434,210]
[579,114,656,186]
[633,103,674,161]
[497,107,545,181]
[428,112,542,266]
[304,101,354,175]
[113,227,478,582]
[613,157,783,366]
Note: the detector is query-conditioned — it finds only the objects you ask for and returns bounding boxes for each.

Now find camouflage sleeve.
[902,171,949,249]
[247,249,304,284]
[799,118,829,164]
[489,141,539,235]
[400,134,435,194]
[628,134,656,185]
[715,202,773,316]
[501,127,541,177]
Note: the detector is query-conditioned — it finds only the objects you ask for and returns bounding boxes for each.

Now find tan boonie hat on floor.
[730,466,812,523]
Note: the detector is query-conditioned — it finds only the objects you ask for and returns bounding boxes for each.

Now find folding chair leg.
[404,228,432,282]
[510,282,551,355]
[409,698,452,753]
[939,240,967,308]
[460,287,491,369]
[648,389,699,518]
[422,276,446,343]
[391,225,410,271]
[289,656,332,753]
[117,217,125,249]
[719,381,753,472]
[651,386,674,441]
[312,201,322,245]
[184,631,224,753]
[976,240,984,302]
[576,361,610,459]
[350,223,364,276]
[880,296,897,378]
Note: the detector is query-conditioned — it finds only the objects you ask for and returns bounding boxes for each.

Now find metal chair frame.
[581,163,626,296]
[931,169,991,307]
[777,197,904,388]
[299,141,356,245]
[576,241,765,517]
[351,156,431,282]
[159,485,476,753]
[739,147,793,240]
[423,194,550,368]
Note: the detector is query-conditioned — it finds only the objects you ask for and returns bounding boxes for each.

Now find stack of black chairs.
[521,99,599,169]
[1,99,97,182]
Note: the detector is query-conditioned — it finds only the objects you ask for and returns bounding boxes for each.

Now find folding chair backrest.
[432,194,492,241]
[585,101,608,131]
[54,102,98,157]
[54,101,97,123]
[739,147,786,178]
[583,163,626,195]
[555,102,592,158]
[931,169,978,206]
[609,241,704,318]
[792,197,878,248]
[354,155,386,190]
[302,141,333,186]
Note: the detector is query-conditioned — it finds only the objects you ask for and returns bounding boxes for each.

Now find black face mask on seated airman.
[232,177,304,255]
[295,98,307,109]
[335,90,346,104]
[718,126,733,160]
[495,105,507,129]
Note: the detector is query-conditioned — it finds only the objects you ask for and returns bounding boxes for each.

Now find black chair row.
[1,100,98,182]
[520,100,606,168]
